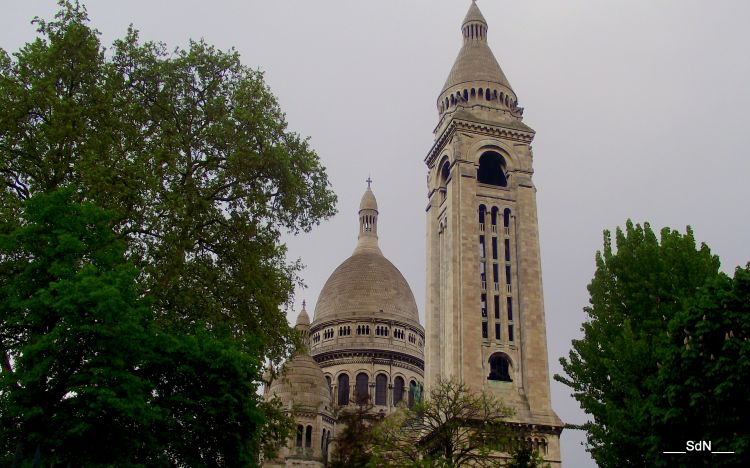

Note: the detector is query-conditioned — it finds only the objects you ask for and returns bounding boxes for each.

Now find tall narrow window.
[482,322,488,339]
[481,294,487,317]
[509,325,514,342]
[492,237,498,260]
[493,263,499,283]
[495,323,501,340]
[375,374,387,406]
[494,295,500,319]
[491,206,498,226]
[296,425,303,447]
[479,205,486,225]
[305,425,312,448]
[408,381,417,407]
[479,235,486,259]
[337,374,350,406]
[507,297,513,321]
[503,208,511,229]
[505,265,512,286]
[355,373,369,404]
[393,376,405,406]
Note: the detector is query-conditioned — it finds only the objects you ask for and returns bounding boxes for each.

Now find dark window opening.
[375,374,387,406]
[481,293,487,318]
[477,152,507,186]
[488,353,512,381]
[504,239,511,262]
[494,295,500,319]
[507,297,513,321]
[482,321,488,339]
[491,206,498,226]
[509,325,514,342]
[503,208,511,228]
[393,376,405,406]
[495,323,501,340]
[355,373,369,404]
[305,425,312,448]
[296,425,303,447]
[492,237,498,260]
[493,263,499,283]
[338,374,350,406]
[479,205,486,224]
[505,265,512,286]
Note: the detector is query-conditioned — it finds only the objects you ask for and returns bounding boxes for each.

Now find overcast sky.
[4,1,750,466]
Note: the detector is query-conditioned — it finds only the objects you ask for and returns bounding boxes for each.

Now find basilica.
[263,1,563,466]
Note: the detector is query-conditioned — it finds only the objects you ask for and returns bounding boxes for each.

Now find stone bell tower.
[424,1,563,464]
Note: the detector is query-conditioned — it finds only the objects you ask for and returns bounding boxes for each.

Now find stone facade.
[265,2,562,466]
[424,1,563,466]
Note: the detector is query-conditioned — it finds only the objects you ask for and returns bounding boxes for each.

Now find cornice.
[426,116,536,168]
[313,348,425,373]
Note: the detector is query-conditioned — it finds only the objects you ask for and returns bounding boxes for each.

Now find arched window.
[477,152,507,187]
[355,372,369,404]
[321,429,326,449]
[337,374,350,405]
[393,376,405,406]
[375,374,388,406]
[296,424,304,447]
[408,380,418,407]
[305,425,312,448]
[504,208,511,229]
[479,204,486,228]
[488,353,512,381]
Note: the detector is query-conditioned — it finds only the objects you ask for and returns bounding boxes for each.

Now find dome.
[359,187,378,212]
[266,353,332,410]
[313,251,420,327]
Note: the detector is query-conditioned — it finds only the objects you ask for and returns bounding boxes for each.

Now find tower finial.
[366,175,372,189]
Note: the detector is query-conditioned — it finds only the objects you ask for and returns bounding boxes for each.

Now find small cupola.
[462,0,488,43]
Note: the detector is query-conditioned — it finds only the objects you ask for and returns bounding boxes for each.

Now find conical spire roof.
[295,300,310,327]
[462,0,487,26]
[441,1,515,97]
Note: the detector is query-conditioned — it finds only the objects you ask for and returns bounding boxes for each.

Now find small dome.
[267,353,332,410]
[359,187,378,212]
[313,251,420,327]
[296,301,310,327]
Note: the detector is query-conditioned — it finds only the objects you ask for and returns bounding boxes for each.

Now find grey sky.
[4,1,750,466]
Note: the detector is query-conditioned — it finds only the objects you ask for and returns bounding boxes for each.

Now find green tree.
[0,1,336,369]
[370,378,517,467]
[0,188,292,466]
[0,188,158,465]
[652,265,750,465]
[330,395,378,468]
[556,221,722,466]
[0,2,330,463]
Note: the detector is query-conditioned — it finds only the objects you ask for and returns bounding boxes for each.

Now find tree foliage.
[653,265,750,465]
[0,188,289,466]
[370,378,516,467]
[556,220,724,466]
[330,397,378,468]
[0,1,336,365]
[0,1,327,464]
